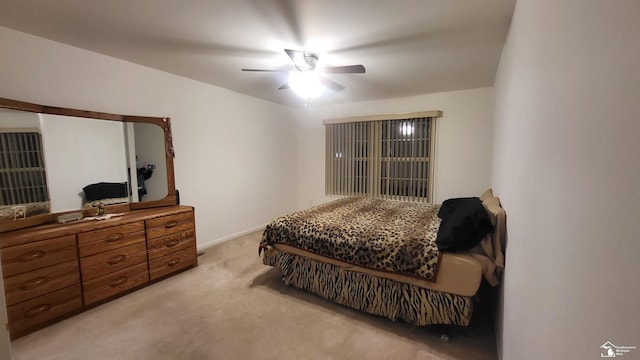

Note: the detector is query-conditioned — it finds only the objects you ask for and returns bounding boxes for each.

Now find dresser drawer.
[148,231,195,260]
[7,284,82,336]
[3,260,80,307]
[1,235,77,277]
[80,242,147,282]
[83,262,149,305]
[146,212,194,240]
[78,222,145,257]
[149,247,197,281]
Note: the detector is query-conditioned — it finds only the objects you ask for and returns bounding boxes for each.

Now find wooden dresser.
[0,206,197,338]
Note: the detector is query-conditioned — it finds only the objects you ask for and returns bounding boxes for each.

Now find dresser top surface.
[0,206,194,249]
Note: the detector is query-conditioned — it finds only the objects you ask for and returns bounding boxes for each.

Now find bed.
[82,182,130,208]
[259,189,506,332]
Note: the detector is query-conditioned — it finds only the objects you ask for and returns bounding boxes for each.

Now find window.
[325,111,440,202]
[0,130,49,206]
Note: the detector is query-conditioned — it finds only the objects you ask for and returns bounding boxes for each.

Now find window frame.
[324,111,441,202]
[0,128,50,207]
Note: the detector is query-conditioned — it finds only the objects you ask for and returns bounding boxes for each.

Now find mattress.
[268,243,483,297]
[260,197,442,281]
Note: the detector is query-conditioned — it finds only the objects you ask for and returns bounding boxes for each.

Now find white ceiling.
[0,0,515,107]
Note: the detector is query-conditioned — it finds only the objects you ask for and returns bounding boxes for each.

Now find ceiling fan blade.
[284,49,297,62]
[321,64,366,74]
[278,83,290,90]
[241,68,288,72]
[318,76,345,92]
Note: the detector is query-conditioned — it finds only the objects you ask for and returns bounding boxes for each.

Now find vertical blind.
[325,114,437,202]
[0,131,49,206]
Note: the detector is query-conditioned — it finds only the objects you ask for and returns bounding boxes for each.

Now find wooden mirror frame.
[0,97,177,233]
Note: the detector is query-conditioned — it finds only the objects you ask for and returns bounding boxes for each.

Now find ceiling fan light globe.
[289,71,324,99]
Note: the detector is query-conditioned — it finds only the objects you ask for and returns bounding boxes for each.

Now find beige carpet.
[10,231,497,360]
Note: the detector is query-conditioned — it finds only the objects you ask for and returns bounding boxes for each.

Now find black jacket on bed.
[435,197,493,252]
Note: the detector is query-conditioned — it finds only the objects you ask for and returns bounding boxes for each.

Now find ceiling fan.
[241,49,365,94]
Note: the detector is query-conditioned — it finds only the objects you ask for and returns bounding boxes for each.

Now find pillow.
[436,197,493,252]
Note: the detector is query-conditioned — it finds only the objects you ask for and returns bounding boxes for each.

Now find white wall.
[0,108,40,128]
[0,26,298,247]
[40,114,128,212]
[296,87,495,209]
[492,1,640,359]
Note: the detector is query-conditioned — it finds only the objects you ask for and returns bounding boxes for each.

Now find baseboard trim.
[197,224,267,251]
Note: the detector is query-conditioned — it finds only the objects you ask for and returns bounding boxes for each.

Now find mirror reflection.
[0,109,51,218]
[125,122,168,203]
[0,107,170,221]
[43,114,128,212]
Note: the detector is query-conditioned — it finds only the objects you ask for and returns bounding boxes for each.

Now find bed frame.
[262,246,475,341]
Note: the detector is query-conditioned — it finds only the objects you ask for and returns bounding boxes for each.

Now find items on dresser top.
[0,206,198,339]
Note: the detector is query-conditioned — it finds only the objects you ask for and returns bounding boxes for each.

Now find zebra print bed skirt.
[263,249,475,326]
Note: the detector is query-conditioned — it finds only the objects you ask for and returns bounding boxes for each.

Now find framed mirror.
[0,97,176,232]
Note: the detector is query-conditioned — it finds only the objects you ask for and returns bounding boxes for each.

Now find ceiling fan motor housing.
[294,51,319,71]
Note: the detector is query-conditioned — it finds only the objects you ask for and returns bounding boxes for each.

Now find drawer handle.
[25,304,51,318]
[105,233,124,242]
[109,276,128,287]
[19,250,45,262]
[107,255,126,265]
[167,258,181,267]
[164,221,178,228]
[20,277,49,291]
[166,240,179,248]
[181,231,193,239]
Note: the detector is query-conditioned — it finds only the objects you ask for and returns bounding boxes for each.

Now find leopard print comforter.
[260,197,442,281]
